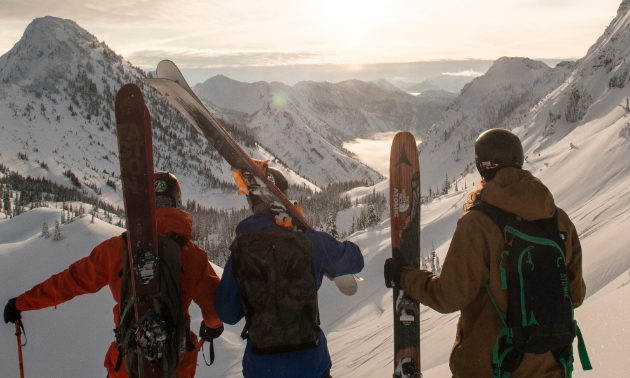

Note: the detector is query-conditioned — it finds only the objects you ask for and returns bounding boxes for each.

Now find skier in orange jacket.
[3,172,223,378]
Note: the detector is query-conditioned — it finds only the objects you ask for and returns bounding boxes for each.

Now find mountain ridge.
[0,16,395,211]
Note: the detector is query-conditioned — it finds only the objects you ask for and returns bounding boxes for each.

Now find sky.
[0,0,624,84]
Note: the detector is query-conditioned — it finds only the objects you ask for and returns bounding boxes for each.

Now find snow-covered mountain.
[193,75,449,184]
[0,17,387,213]
[418,57,576,192]
[0,17,277,210]
[418,0,630,196]
[406,74,477,94]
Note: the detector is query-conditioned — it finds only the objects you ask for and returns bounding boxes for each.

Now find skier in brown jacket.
[385,129,586,378]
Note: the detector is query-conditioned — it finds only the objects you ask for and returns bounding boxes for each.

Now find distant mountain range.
[0,16,453,209]
[395,74,478,94]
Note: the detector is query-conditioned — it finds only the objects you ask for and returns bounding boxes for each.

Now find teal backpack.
[472,201,592,378]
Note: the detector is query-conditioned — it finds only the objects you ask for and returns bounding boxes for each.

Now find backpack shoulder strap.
[168,231,189,249]
[118,232,128,278]
[469,201,514,233]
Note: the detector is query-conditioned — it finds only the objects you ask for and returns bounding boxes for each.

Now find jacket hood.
[156,207,193,240]
[235,214,282,235]
[480,168,555,221]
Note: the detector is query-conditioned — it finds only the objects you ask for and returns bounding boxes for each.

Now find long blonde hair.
[463,180,487,212]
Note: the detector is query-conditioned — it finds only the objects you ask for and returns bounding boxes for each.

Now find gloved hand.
[4,298,21,324]
[384,248,409,289]
[199,322,224,340]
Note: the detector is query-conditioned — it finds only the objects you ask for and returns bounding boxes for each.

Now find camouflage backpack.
[230,228,321,355]
[114,232,190,377]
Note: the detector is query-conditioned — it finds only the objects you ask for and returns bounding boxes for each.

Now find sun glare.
[318,0,393,42]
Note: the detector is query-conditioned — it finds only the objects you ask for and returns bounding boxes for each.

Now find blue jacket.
[215,214,364,378]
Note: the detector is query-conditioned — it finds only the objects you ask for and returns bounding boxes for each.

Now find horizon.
[0,1,623,85]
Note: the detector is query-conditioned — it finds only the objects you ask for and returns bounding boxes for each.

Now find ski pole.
[195,338,206,353]
[196,337,215,366]
[15,320,26,378]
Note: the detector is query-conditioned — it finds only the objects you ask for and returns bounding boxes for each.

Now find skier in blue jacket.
[215,166,364,378]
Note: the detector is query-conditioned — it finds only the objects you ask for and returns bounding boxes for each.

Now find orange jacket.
[16,206,222,378]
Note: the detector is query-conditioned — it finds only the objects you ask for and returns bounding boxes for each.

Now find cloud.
[127,48,325,69]
[441,69,484,77]
[0,0,215,25]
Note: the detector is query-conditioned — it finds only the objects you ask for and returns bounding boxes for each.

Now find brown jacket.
[401,168,586,378]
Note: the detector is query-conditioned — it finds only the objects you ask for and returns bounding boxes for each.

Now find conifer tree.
[53,219,61,241]
[2,191,10,215]
[42,219,50,238]
[428,241,441,274]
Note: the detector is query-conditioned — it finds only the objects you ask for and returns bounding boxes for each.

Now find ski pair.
[142,60,358,296]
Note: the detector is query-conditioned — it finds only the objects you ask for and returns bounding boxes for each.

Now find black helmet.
[475,129,524,181]
[246,167,289,213]
[154,171,182,208]
[267,167,289,197]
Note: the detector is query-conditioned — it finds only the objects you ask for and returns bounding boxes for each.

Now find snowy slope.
[0,206,243,377]
[3,170,629,377]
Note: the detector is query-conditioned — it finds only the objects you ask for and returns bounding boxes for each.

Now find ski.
[389,132,421,378]
[115,83,162,377]
[143,60,357,295]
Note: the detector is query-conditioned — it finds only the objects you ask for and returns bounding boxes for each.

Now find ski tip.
[334,274,358,296]
[115,84,144,113]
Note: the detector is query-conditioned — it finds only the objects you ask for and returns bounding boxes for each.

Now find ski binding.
[396,290,418,325]
[134,249,158,284]
[394,356,420,378]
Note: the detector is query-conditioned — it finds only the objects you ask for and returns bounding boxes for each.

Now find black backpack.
[114,232,190,377]
[471,202,592,378]
[229,228,321,355]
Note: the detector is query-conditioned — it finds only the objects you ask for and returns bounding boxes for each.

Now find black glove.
[199,322,224,340]
[4,298,21,324]
[384,248,409,289]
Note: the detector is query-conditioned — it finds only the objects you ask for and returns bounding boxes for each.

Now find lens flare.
[271,92,288,108]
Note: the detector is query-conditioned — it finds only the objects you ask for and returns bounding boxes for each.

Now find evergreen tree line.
[421,164,476,206]
[0,163,123,219]
[185,180,385,267]
[343,188,388,238]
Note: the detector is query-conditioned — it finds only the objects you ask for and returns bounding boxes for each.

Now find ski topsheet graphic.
[143,60,357,295]
[115,84,162,377]
[390,132,421,378]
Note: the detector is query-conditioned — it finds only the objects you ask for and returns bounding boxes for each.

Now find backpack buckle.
[504,229,516,246]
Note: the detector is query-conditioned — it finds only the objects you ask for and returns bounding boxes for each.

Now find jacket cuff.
[400,267,417,290]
